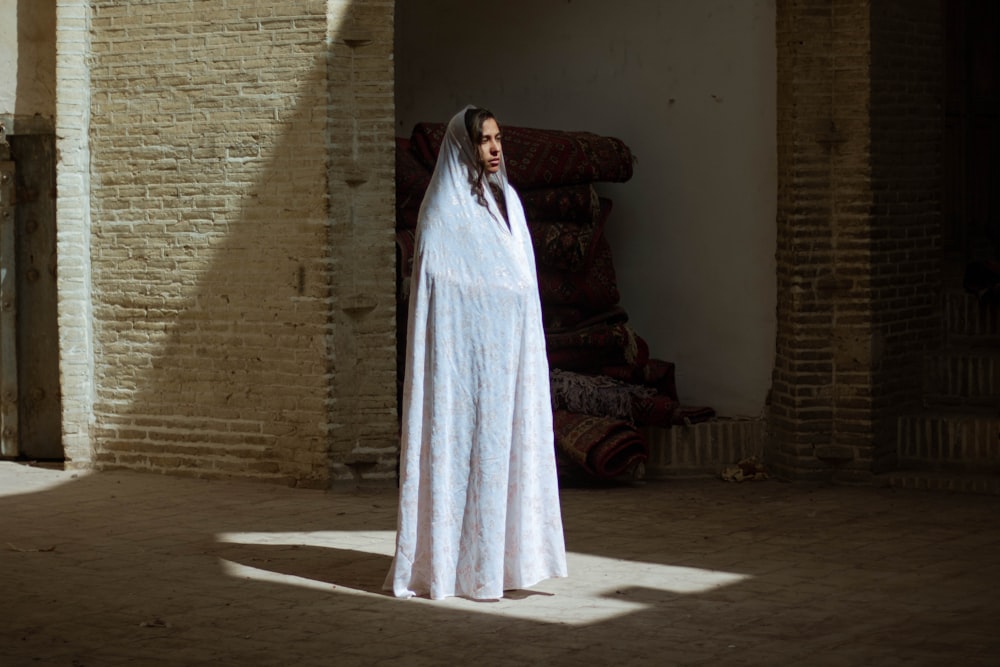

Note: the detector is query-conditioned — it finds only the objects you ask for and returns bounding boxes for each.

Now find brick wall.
[58,0,945,486]
[81,0,396,485]
[772,0,942,481]
[868,0,943,472]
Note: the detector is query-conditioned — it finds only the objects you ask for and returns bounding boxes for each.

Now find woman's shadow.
[213,542,394,595]
[214,542,557,602]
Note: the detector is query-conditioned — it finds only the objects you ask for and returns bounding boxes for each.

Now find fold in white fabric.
[384,106,568,600]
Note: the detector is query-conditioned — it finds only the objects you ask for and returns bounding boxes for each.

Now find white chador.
[384,107,568,600]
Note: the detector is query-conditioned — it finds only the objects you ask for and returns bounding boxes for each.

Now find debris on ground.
[721,457,768,482]
[7,543,57,553]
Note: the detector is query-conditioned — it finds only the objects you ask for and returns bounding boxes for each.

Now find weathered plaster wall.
[395,0,778,418]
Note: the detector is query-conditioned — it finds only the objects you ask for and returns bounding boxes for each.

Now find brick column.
[55,0,95,469]
[326,0,398,483]
[868,0,943,472]
[772,0,942,481]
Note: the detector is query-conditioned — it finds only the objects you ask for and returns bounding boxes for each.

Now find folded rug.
[395,138,432,214]
[550,368,654,421]
[527,198,612,273]
[411,122,634,189]
[542,304,629,335]
[602,358,679,401]
[537,233,620,308]
[629,393,680,427]
[671,404,717,425]
[549,367,708,428]
[395,229,416,303]
[396,150,604,230]
[601,359,715,426]
[553,410,648,480]
[519,183,601,225]
[546,322,648,373]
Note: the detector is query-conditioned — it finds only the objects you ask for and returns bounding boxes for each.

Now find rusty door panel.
[0,146,18,457]
[9,134,62,460]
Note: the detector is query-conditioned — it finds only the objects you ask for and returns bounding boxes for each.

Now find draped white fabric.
[384,107,568,600]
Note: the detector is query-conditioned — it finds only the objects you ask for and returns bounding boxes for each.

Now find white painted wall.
[396,0,777,417]
[0,0,56,120]
[0,0,16,115]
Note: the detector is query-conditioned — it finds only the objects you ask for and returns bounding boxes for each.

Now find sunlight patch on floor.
[217,530,750,625]
[0,462,88,498]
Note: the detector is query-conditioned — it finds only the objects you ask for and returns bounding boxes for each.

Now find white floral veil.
[418,105,513,235]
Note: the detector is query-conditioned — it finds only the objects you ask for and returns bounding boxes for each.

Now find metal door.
[0,130,63,461]
[0,141,18,457]
[10,133,62,460]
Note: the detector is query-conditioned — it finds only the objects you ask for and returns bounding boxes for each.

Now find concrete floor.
[3,461,999,666]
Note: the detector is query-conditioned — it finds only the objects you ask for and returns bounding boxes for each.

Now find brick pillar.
[55,0,95,469]
[326,0,399,483]
[868,0,943,472]
[772,0,942,482]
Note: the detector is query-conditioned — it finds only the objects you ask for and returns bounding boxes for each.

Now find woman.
[384,106,568,600]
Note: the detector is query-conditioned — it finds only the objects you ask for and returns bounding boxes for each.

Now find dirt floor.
[3,461,1000,666]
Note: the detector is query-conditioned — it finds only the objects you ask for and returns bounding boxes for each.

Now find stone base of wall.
[643,418,767,479]
[878,470,1000,496]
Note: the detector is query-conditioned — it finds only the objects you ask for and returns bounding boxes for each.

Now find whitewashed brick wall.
[56,0,96,470]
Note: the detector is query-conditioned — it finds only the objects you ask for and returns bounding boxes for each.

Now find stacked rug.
[395,121,715,483]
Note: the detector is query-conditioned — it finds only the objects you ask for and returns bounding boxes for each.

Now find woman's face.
[477,118,502,174]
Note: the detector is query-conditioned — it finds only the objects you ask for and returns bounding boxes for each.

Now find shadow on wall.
[88,1,394,486]
[15,0,56,119]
